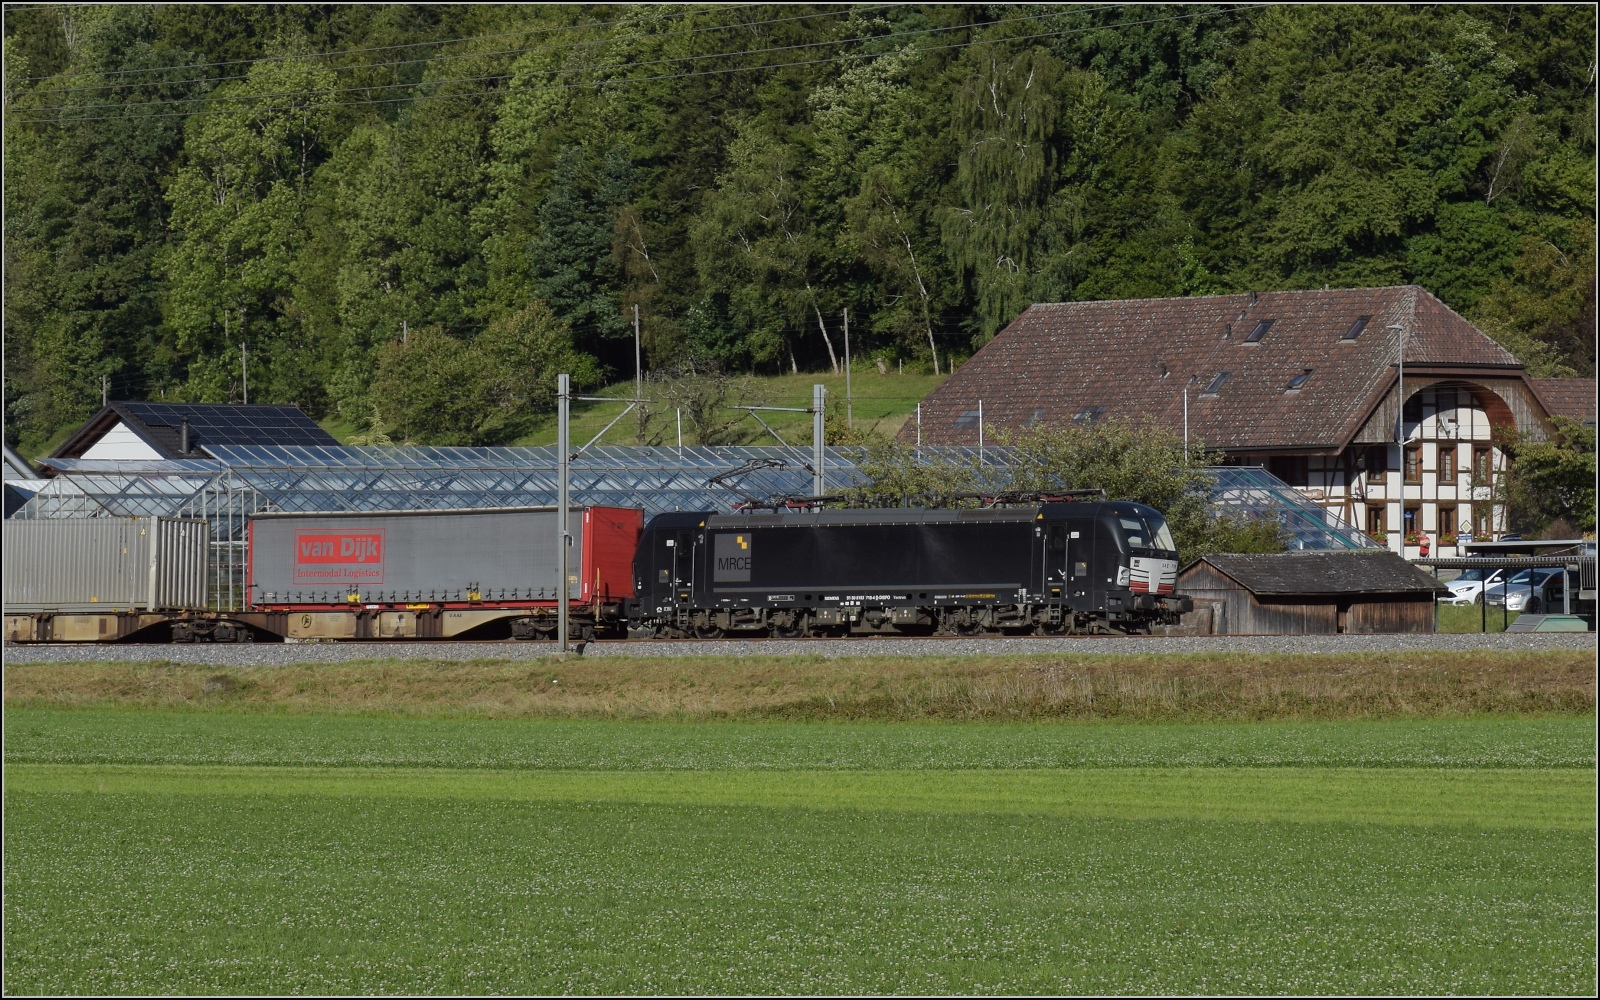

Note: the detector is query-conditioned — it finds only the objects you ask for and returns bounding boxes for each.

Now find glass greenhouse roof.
[22,445,1377,550]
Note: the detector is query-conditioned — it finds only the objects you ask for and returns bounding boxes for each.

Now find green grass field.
[1437,602,1522,633]
[5,706,1595,994]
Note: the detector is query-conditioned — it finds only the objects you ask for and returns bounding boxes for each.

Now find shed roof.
[1181,550,1449,595]
[51,402,338,461]
[905,285,1532,451]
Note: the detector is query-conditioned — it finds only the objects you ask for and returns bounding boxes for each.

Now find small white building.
[906,285,1595,556]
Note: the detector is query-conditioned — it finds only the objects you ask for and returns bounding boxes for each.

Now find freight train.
[3,500,1190,643]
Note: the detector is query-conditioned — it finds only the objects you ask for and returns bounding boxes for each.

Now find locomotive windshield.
[1118,514,1177,554]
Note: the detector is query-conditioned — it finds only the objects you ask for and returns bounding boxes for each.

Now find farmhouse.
[907,286,1594,557]
[1177,550,1448,634]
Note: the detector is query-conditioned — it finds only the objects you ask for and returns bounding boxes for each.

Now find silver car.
[1482,568,1566,614]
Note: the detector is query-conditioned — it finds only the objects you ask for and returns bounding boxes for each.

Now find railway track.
[4,631,1592,664]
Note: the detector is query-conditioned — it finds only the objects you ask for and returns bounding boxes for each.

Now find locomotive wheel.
[694,625,726,640]
[769,621,805,639]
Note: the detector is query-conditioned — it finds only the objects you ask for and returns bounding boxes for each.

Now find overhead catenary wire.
[10,5,1255,126]
[9,3,1136,119]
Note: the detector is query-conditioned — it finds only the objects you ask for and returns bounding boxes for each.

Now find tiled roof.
[1530,379,1596,424]
[52,402,338,460]
[1182,551,1449,595]
[903,286,1526,451]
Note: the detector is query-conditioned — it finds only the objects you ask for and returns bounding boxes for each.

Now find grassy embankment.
[6,650,1589,721]
[320,367,948,447]
[5,652,1594,993]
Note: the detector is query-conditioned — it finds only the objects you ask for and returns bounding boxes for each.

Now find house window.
[1473,445,1492,481]
[1366,506,1386,537]
[1403,505,1419,535]
[1364,446,1387,484]
[1341,316,1370,340]
[1440,446,1456,481]
[955,410,980,429]
[1286,370,1312,391]
[1269,456,1309,487]
[1072,406,1105,424]
[1475,508,1492,537]
[1202,371,1229,395]
[1438,505,1457,539]
[1404,444,1422,484]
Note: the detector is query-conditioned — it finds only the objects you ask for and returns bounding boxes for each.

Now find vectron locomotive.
[631,501,1190,637]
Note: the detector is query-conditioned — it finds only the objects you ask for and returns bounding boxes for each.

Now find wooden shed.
[1177,551,1448,634]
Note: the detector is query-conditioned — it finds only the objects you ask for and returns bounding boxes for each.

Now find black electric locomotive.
[629,501,1192,637]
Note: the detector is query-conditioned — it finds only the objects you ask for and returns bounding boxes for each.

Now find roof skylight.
[1244,319,1274,343]
[1341,316,1370,340]
[1287,370,1312,391]
[1202,372,1230,395]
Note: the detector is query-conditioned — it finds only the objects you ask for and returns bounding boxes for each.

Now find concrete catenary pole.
[557,373,571,651]
[812,383,826,498]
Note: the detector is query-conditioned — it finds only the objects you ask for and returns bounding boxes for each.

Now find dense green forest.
[4,4,1594,452]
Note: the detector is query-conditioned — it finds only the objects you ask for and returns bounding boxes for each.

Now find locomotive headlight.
[1116,565,1131,587]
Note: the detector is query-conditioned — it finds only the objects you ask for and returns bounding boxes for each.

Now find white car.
[1439,565,1506,605]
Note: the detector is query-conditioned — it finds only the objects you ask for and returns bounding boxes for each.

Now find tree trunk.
[812,301,839,373]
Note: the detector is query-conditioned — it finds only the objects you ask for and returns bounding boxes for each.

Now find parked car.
[1440,565,1506,605]
[1482,568,1566,614]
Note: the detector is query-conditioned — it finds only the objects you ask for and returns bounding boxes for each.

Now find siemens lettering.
[292,530,385,585]
[713,533,752,582]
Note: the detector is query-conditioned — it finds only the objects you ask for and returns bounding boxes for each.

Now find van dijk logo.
[713,533,751,582]
[292,530,385,585]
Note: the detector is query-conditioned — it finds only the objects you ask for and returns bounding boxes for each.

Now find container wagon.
[4,517,211,642]
[628,501,1192,637]
[244,506,643,640]
[4,506,643,643]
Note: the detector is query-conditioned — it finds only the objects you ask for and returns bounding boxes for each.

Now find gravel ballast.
[3,631,1593,665]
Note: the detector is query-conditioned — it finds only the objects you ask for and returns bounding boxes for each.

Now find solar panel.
[116,402,339,449]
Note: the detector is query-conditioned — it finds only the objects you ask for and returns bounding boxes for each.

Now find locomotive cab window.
[1120,515,1176,553]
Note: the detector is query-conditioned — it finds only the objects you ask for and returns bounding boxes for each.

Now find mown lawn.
[4,709,1594,994]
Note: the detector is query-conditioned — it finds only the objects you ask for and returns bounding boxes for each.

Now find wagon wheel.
[694,625,726,640]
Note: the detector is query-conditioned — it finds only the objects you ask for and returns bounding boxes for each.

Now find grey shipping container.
[247,506,643,606]
[3,517,209,612]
